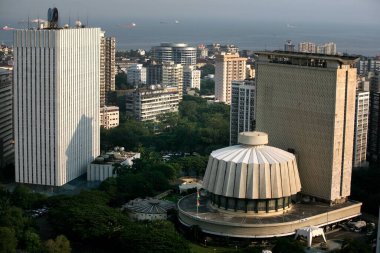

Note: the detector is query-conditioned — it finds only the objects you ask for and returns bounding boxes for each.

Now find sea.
[1,19,379,56]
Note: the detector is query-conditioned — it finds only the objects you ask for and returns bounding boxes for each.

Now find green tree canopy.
[0,227,17,253]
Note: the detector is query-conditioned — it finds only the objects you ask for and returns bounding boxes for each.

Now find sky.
[1,0,380,25]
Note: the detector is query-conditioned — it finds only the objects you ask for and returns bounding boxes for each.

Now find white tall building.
[215,53,246,104]
[353,91,369,167]
[13,27,101,186]
[230,79,256,145]
[127,64,147,87]
[183,65,201,90]
[162,61,183,99]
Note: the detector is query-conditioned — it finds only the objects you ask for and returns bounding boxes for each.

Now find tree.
[23,230,41,253]
[44,235,71,253]
[200,79,215,95]
[0,227,17,253]
[199,63,215,78]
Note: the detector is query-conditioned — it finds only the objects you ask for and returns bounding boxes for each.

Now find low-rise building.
[87,148,140,182]
[126,86,179,122]
[100,106,119,129]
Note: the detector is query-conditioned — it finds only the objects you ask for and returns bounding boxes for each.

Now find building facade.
[353,91,369,167]
[127,64,146,87]
[13,27,101,186]
[317,42,337,55]
[100,106,119,129]
[215,53,246,104]
[146,61,163,85]
[152,43,196,65]
[368,92,380,163]
[126,86,179,122]
[100,36,115,107]
[0,68,13,169]
[298,42,317,53]
[162,61,183,99]
[230,79,255,145]
[183,65,201,91]
[284,40,295,52]
[255,51,358,203]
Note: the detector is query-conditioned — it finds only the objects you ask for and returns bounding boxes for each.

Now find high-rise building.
[152,43,196,65]
[298,42,316,53]
[100,35,115,107]
[146,61,163,85]
[126,86,179,122]
[183,65,201,91]
[162,61,183,99]
[368,92,380,163]
[368,71,380,164]
[353,91,369,167]
[317,42,337,55]
[215,53,246,104]
[284,40,295,52]
[127,64,147,87]
[13,25,101,186]
[255,51,358,203]
[0,68,13,169]
[230,79,255,145]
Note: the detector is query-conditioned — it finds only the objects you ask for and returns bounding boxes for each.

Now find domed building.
[178,132,362,238]
[203,131,301,214]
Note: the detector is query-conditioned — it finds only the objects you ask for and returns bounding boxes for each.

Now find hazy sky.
[1,0,380,25]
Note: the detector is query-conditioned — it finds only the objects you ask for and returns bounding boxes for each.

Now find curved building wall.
[202,145,301,200]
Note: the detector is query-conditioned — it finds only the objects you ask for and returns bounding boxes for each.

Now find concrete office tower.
[100,35,116,106]
[215,53,246,104]
[256,51,358,203]
[13,27,101,186]
[230,79,255,145]
[183,65,201,90]
[127,64,147,87]
[125,86,179,122]
[162,61,183,99]
[317,42,337,55]
[353,91,369,167]
[146,61,163,85]
[298,42,317,53]
[0,68,13,169]
[152,43,196,65]
[284,40,295,52]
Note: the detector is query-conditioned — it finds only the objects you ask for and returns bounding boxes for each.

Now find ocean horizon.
[1,19,379,56]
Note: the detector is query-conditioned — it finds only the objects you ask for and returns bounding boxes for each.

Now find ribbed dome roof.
[123,198,175,214]
[202,132,301,200]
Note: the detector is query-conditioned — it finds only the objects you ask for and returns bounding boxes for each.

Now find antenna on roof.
[69,16,71,27]
[86,14,88,27]
[28,16,30,29]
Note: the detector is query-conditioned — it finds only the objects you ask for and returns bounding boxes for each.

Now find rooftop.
[256,51,359,65]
